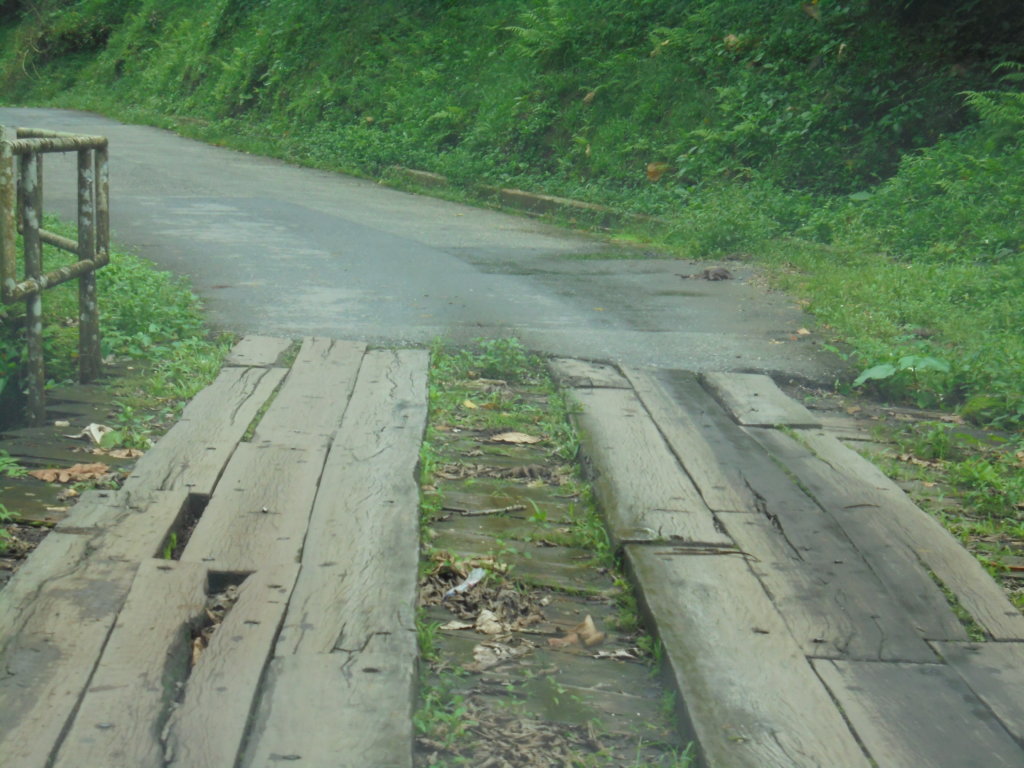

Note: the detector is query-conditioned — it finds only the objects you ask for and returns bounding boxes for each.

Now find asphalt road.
[1,107,839,380]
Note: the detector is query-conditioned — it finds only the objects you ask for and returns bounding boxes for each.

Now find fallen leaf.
[548,615,605,649]
[547,633,579,649]
[475,609,506,635]
[108,448,144,459]
[462,399,479,410]
[53,420,71,428]
[489,432,542,445]
[796,328,811,336]
[440,620,474,631]
[574,615,605,647]
[467,641,530,672]
[28,462,111,484]
[593,647,641,661]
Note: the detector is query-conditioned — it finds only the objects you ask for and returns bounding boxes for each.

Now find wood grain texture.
[52,560,208,768]
[931,641,1024,744]
[626,546,870,768]
[242,646,415,768]
[571,386,730,548]
[276,350,428,656]
[814,659,1023,767]
[121,366,286,497]
[181,443,327,571]
[626,368,755,513]
[548,357,630,389]
[225,335,292,367]
[764,427,1024,639]
[164,564,299,768]
[723,512,938,661]
[252,337,366,448]
[0,546,137,767]
[701,372,820,427]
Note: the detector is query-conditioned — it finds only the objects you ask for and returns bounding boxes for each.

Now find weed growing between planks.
[415,338,691,767]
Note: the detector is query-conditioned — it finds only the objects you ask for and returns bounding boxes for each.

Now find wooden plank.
[701,372,820,427]
[572,386,733,549]
[252,337,366,448]
[931,641,1024,743]
[54,489,125,530]
[763,428,1024,639]
[52,560,208,768]
[632,370,965,645]
[181,443,327,571]
[121,366,286,497]
[275,349,428,656]
[625,368,755,514]
[164,564,299,768]
[814,659,1023,767]
[0,550,138,767]
[55,489,192,563]
[625,546,870,768]
[225,335,292,367]
[548,357,630,389]
[723,512,939,661]
[242,647,415,768]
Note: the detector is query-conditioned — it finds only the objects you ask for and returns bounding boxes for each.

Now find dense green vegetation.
[0,0,1021,431]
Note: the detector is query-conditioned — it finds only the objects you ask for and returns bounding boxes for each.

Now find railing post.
[0,126,15,303]
[19,150,46,425]
[78,149,101,382]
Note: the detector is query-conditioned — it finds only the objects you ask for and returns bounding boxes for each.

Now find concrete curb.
[385,166,663,230]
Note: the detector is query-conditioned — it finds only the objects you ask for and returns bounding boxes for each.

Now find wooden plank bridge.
[0,337,1021,767]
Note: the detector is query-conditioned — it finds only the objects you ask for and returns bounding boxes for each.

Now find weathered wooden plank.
[225,335,292,367]
[723,512,939,661]
[625,547,870,768]
[54,488,124,530]
[0,549,138,767]
[813,659,1023,767]
[52,560,208,768]
[701,372,820,427]
[762,428,1024,639]
[242,647,415,768]
[181,443,327,571]
[54,489,193,563]
[625,368,755,514]
[651,374,958,646]
[252,337,366,448]
[121,366,286,497]
[548,357,630,389]
[931,641,1024,744]
[572,386,734,549]
[276,349,428,656]
[164,564,299,768]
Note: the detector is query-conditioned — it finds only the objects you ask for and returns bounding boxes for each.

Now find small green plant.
[0,450,27,478]
[0,502,15,554]
[162,531,178,560]
[412,674,477,752]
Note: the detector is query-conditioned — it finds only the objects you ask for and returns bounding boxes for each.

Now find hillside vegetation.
[0,0,1022,430]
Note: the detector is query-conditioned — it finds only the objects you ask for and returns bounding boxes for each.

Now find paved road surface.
[1,107,837,379]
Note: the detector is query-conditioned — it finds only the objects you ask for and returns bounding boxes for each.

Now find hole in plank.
[157,493,209,560]
[189,571,251,669]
